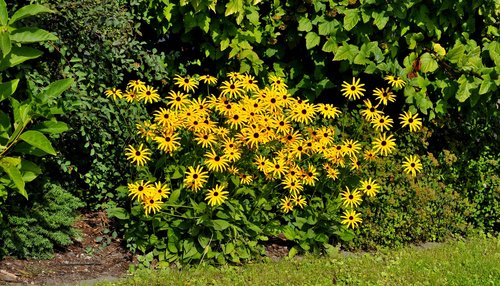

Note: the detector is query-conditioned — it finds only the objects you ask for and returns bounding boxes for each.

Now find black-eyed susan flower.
[402,155,423,176]
[138,85,161,104]
[372,132,396,156]
[124,90,139,102]
[220,79,244,99]
[302,164,318,186]
[154,133,181,154]
[269,75,288,92]
[128,180,153,201]
[199,74,218,85]
[342,139,361,157]
[174,75,199,93]
[125,144,151,166]
[315,103,342,119]
[289,102,316,124]
[154,107,178,128]
[341,186,363,208]
[363,149,378,161]
[194,132,217,149]
[205,184,229,207]
[326,166,340,180]
[399,111,422,132]
[166,90,190,110]
[359,177,380,197]
[373,87,396,105]
[384,75,406,89]
[224,147,242,162]
[280,196,294,213]
[360,99,383,121]
[104,88,123,100]
[204,149,230,172]
[282,176,303,195]
[341,210,362,228]
[239,173,253,185]
[127,79,146,92]
[255,154,269,173]
[142,195,163,216]
[184,165,209,192]
[266,158,288,179]
[371,114,394,131]
[150,182,170,200]
[241,74,259,92]
[341,77,366,100]
[292,194,307,209]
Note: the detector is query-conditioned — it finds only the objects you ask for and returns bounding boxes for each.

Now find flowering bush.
[106,72,424,264]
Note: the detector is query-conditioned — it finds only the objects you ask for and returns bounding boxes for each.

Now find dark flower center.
[193,174,198,179]
[370,107,375,112]
[301,109,307,114]
[276,80,281,84]
[349,216,354,220]
[233,115,239,120]
[164,114,169,119]
[279,121,285,126]
[230,84,235,89]
[350,86,356,91]
[409,118,414,123]
[184,78,189,83]
[166,137,171,142]
[367,185,372,190]
[287,135,293,140]
[150,199,154,204]
[411,163,416,167]
[213,191,219,196]
[248,80,253,84]
[348,195,354,199]
[271,98,277,104]
[275,164,280,169]
[214,156,220,161]
[135,151,141,156]
[298,146,303,151]
[203,135,208,140]
[176,97,181,101]
[381,141,387,146]
[138,186,144,191]
[380,119,385,123]
[253,133,259,138]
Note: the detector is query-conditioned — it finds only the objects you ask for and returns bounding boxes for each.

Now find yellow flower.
[359,178,380,197]
[269,75,288,92]
[384,75,406,88]
[205,184,229,206]
[220,80,244,99]
[204,149,230,172]
[127,79,146,92]
[341,77,366,100]
[372,133,397,156]
[184,165,209,192]
[371,114,394,132]
[154,132,181,154]
[373,87,396,105]
[104,88,123,100]
[142,195,163,216]
[128,180,153,201]
[399,111,422,132]
[280,196,294,213]
[199,75,217,85]
[360,99,383,121]
[292,194,307,209]
[341,186,363,208]
[167,90,190,110]
[314,103,342,119]
[341,210,362,228]
[174,75,199,93]
[125,144,151,166]
[282,176,303,195]
[402,155,423,176]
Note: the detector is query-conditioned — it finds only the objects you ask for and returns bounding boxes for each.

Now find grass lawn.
[98,235,500,286]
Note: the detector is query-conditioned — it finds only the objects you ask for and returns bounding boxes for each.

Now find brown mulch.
[0,211,133,286]
[0,211,290,285]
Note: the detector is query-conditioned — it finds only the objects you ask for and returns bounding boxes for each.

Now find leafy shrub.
[142,0,498,118]
[0,181,84,259]
[15,0,177,208]
[106,72,428,264]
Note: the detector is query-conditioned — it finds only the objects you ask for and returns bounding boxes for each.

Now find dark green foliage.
[0,181,84,259]
[17,0,177,207]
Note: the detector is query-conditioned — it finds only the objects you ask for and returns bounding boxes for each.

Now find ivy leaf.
[343,9,360,31]
[297,17,312,32]
[322,37,337,53]
[305,31,320,49]
[19,130,56,155]
[419,53,438,73]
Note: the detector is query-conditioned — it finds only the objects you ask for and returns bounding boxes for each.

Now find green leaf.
[107,207,130,220]
[20,159,41,182]
[19,130,56,155]
[479,77,492,95]
[168,188,181,204]
[446,43,465,64]
[32,120,69,134]
[297,17,312,32]
[13,142,49,156]
[0,46,43,71]
[305,31,320,50]
[333,44,359,62]
[9,27,58,43]
[212,219,230,231]
[420,53,438,73]
[0,0,7,26]
[0,156,27,198]
[456,75,473,102]
[36,78,74,103]
[288,246,299,258]
[343,9,360,31]
[0,29,11,57]
[322,37,337,53]
[318,21,336,36]
[0,79,19,102]
[9,4,55,25]
[225,0,243,16]
[372,11,389,30]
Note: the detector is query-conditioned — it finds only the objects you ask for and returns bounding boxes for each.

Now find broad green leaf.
[0,46,43,71]
[456,75,473,102]
[318,21,336,35]
[288,246,299,258]
[333,44,359,62]
[343,9,360,31]
[13,142,49,156]
[107,207,130,220]
[168,188,181,204]
[420,52,438,73]
[32,120,69,134]
[225,0,243,16]
[36,78,74,103]
[0,29,11,57]
[0,109,10,141]
[0,0,7,26]
[322,37,337,53]
[19,130,56,155]
[372,11,388,30]
[305,31,320,50]
[0,79,19,102]
[446,43,465,64]
[212,219,230,231]
[488,41,500,66]
[20,159,41,182]
[297,17,312,32]
[433,43,446,57]
[9,4,55,25]
[479,77,492,95]
[9,27,58,43]
[0,156,27,198]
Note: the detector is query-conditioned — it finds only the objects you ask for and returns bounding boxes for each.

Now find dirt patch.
[0,212,133,286]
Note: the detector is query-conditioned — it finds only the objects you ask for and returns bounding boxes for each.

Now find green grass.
[98,235,500,286]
